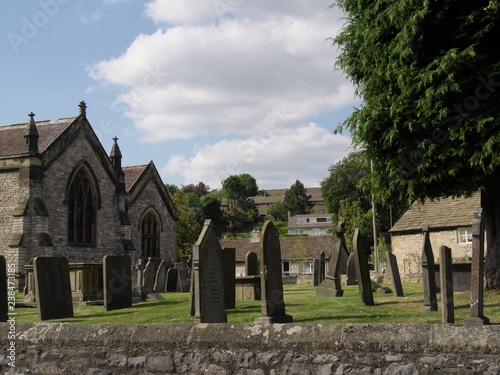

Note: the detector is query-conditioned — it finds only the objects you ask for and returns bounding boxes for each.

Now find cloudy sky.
[1,0,359,190]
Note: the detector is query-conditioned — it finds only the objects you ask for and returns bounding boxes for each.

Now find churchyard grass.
[14,283,500,325]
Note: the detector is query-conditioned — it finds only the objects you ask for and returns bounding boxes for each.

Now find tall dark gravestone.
[421,226,438,311]
[153,260,167,293]
[439,246,454,324]
[313,258,320,286]
[464,208,490,327]
[193,220,227,323]
[245,251,259,276]
[175,262,189,293]
[33,256,74,321]
[222,247,236,309]
[346,252,357,285]
[387,252,404,297]
[166,267,179,292]
[353,229,374,306]
[254,221,293,324]
[142,259,155,293]
[316,219,347,297]
[319,250,326,283]
[0,256,7,322]
[103,255,132,311]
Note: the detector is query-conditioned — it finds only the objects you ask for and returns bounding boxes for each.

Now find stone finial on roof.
[110,136,123,171]
[79,100,87,116]
[23,112,39,154]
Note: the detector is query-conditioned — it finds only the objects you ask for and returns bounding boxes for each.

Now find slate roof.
[220,235,336,261]
[0,117,75,156]
[389,193,481,233]
[123,164,148,192]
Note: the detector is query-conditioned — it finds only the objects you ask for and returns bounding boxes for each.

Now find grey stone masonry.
[421,226,438,312]
[387,252,404,297]
[2,323,500,374]
[440,246,454,324]
[353,228,374,306]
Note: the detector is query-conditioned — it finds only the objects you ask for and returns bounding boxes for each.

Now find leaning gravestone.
[464,208,490,327]
[222,248,236,309]
[192,219,227,323]
[153,260,168,293]
[346,252,357,285]
[175,262,189,292]
[142,259,155,293]
[353,229,374,306]
[319,250,326,283]
[313,258,321,286]
[387,252,404,297]
[316,219,347,297]
[103,255,132,311]
[33,256,74,321]
[440,245,454,324]
[0,256,7,322]
[421,225,438,311]
[245,251,259,276]
[254,221,293,324]
[166,267,179,292]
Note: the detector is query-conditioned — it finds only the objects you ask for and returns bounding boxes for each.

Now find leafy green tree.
[284,180,314,216]
[337,198,374,254]
[239,173,259,198]
[181,182,210,196]
[221,174,260,231]
[267,200,288,222]
[333,0,500,287]
[171,191,202,262]
[165,184,179,197]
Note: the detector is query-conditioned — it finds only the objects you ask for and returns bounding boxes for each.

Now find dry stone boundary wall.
[1,323,499,374]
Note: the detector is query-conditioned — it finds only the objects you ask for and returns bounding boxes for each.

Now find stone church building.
[0,102,177,290]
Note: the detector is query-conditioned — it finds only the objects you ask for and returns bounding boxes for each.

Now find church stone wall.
[128,179,177,266]
[39,132,121,263]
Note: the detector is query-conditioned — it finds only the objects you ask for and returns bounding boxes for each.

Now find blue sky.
[1,0,360,190]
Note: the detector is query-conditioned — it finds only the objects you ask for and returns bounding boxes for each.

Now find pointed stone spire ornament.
[79,100,87,117]
[110,137,123,170]
[23,112,39,154]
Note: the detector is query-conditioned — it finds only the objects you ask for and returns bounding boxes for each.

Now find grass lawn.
[13,283,500,325]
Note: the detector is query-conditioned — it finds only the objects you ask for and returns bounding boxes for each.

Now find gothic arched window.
[68,166,97,244]
[141,209,161,258]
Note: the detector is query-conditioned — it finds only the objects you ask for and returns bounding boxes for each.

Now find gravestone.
[346,253,357,285]
[254,221,293,324]
[175,262,189,292]
[316,219,347,297]
[142,259,155,293]
[353,229,374,306]
[440,246,454,324]
[193,219,227,323]
[387,252,404,297]
[166,267,179,292]
[223,247,236,309]
[421,226,438,311]
[372,280,391,293]
[33,256,74,321]
[103,255,132,311]
[153,260,168,293]
[319,250,326,282]
[464,208,490,327]
[0,256,7,322]
[188,268,196,316]
[245,251,259,276]
[313,258,321,286]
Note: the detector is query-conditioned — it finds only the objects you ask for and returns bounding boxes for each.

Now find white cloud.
[80,11,102,24]
[161,123,352,189]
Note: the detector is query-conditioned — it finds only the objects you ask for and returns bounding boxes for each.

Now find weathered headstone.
[166,267,179,292]
[421,225,438,311]
[153,260,168,293]
[313,258,321,286]
[353,229,374,306]
[188,268,196,316]
[33,256,74,321]
[0,256,7,322]
[103,255,132,311]
[464,208,489,327]
[319,250,326,283]
[222,247,236,309]
[346,253,357,285]
[245,251,259,276]
[387,252,404,297]
[175,262,189,293]
[316,219,347,297]
[142,259,155,293]
[372,280,391,293]
[193,219,227,323]
[254,221,293,324]
[440,245,454,324]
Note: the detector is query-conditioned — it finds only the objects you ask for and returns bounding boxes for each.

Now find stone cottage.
[389,193,481,276]
[0,102,177,290]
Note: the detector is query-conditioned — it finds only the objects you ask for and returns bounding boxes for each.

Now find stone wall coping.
[2,323,499,354]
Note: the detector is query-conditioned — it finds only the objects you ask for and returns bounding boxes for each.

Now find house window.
[319,209,325,214]
[404,259,412,274]
[141,209,161,258]
[293,229,304,234]
[458,227,473,244]
[312,228,320,236]
[299,260,313,274]
[68,166,97,244]
[282,261,290,274]
[317,217,327,223]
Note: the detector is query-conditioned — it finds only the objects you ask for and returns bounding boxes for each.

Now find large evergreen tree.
[333,0,500,287]
[284,180,314,216]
